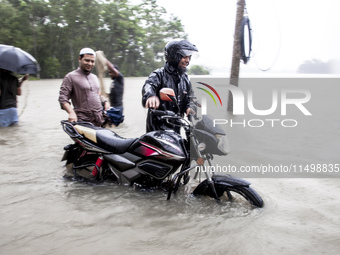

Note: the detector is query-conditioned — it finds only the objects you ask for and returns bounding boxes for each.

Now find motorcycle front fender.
[212,174,251,187]
[193,174,250,197]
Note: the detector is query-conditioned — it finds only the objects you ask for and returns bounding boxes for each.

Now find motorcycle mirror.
[160,88,177,102]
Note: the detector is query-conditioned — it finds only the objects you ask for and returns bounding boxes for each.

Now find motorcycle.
[61,88,264,208]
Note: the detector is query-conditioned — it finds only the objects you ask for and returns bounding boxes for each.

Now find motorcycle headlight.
[215,134,230,155]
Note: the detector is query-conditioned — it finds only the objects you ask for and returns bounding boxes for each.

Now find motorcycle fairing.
[106,158,176,184]
[74,137,111,153]
[131,131,186,161]
[103,153,140,171]
[195,115,226,136]
[102,150,179,182]
[138,160,173,178]
[193,129,228,156]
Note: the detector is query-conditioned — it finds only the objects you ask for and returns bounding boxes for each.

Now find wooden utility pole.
[228,0,246,112]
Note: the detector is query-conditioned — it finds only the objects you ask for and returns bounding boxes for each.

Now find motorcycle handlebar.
[149,109,190,128]
[149,109,176,117]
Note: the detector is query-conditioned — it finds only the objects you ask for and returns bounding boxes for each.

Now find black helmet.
[164,39,198,67]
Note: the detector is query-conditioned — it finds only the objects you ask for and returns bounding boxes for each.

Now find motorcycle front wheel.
[193,177,264,208]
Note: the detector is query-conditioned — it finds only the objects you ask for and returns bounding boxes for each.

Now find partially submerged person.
[58,48,109,127]
[0,68,29,127]
[142,39,198,133]
[106,60,125,126]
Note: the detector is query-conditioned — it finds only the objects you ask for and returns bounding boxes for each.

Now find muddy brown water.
[1,77,339,255]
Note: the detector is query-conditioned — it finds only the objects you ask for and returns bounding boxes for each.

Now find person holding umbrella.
[0,69,29,127]
[0,44,39,127]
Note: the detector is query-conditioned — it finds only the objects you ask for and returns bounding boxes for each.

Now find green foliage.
[43,56,61,78]
[0,0,187,78]
[187,65,210,75]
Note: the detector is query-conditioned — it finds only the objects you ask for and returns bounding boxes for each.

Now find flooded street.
[1,77,340,255]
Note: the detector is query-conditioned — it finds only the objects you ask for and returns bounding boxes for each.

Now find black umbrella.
[0,44,40,74]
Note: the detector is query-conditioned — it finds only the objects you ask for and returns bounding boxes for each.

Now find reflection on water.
[0,78,340,255]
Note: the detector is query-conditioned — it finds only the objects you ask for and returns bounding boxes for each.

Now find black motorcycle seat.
[96,129,138,153]
[74,125,137,153]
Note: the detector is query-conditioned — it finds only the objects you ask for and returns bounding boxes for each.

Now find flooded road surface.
[1,78,340,255]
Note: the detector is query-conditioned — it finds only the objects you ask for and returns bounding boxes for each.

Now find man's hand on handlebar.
[145,96,160,109]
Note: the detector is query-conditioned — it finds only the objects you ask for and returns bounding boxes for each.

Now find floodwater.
[1,77,340,255]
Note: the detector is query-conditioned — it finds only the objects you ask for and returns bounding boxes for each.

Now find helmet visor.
[178,49,199,59]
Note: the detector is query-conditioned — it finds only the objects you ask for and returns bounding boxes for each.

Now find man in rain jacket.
[142,39,198,133]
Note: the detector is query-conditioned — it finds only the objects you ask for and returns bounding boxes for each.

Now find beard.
[177,65,186,75]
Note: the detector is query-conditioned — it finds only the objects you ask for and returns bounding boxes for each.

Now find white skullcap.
[79,48,96,56]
